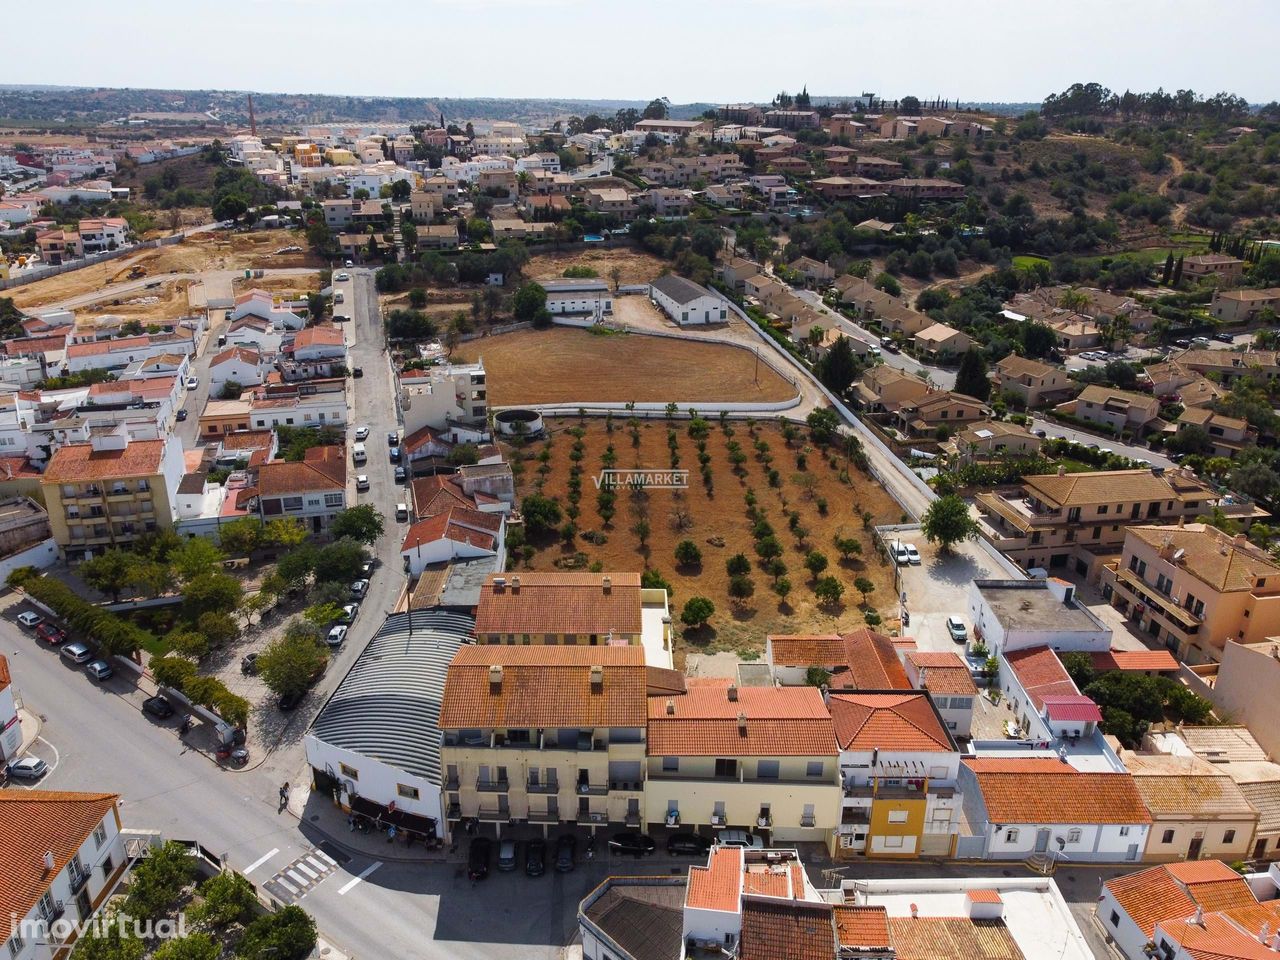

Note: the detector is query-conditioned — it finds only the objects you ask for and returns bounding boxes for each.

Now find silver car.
[86,659,114,681]
[6,756,48,780]
[60,642,94,665]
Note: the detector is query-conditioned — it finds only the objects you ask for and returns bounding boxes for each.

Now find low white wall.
[0,537,58,582]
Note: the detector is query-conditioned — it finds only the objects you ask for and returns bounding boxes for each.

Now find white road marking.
[295,861,319,879]
[243,848,279,875]
[274,875,299,894]
[337,861,382,895]
[19,737,60,790]
[313,849,336,866]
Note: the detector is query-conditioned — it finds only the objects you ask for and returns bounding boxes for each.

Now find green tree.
[728,574,755,601]
[806,407,841,445]
[680,596,715,628]
[804,550,829,580]
[853,576,875,604]
[71,923,145,960]
[218,517,264,556]
[726,552,751,576]
[755,535,783,562]
[80,549,138,602]
[521,493,562,537]
[814,575,845,606]
[124,841,196,918]
[196,611,239,648]
[921,494,979,553]
[805,665,832,687]
[331,504,385,545]
[816,335,859,395]
[152,655,198,690]
[153,936,219,960]
[304,602,343,628]
[266,518,309,548]
[219,380,243,400]
[512,281,548,322]
[833,535,862,561]
[170,537,226,582]
[954,348,991,401]
[257,633,328,699]
[313,539,369,583]
[182,572,243,618]
[631,518,651,546]
[192,871,258,929]
[167,630,209,660]
[234,905,317,960]
[674,540,702,566]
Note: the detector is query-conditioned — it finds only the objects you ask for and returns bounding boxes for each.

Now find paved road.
[792,289,958,390]
[1028,416,1175,468]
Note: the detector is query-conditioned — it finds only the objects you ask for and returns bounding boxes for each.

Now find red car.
[35,623,67,645]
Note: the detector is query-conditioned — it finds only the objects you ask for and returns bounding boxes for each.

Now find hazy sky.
[3,0,1276,105]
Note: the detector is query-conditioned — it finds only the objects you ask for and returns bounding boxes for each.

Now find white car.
[890,541,911,565]
[5,756,48,780]
[350,579,370,599]
[327,625,348,647]
[356,474,370,492]
[904,543,921,565]
[335,272,350,282]
[339,603,359,624]
[354,426,370,441]
[16,611,43,629]
[185,376,200,390]
[715,830,764,849]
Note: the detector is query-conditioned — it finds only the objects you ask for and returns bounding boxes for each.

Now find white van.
[352,443,367,464]
[334,290,344,304]
[395,503,409,522]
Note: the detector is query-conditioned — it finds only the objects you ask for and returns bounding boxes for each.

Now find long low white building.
[304,611,473,842]
[541,278,613,316]
[649,274,727,326]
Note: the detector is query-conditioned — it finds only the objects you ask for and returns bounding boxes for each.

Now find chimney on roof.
[737,711,748,736]
[1193,905,1204,927]
[43,850,54,871]
[1234,534,1248,548]
[511,575,520,592]
[602,576,612,594]
[910,903,919,919]
[665,698,675,716]
[1260,922,1270,945]
[590,665,603,692]
[1057,464,1066,477]
[727,684,738,702]
[492,576,506,592]
[489,664,503,692]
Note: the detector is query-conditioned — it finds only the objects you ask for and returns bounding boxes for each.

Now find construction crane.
[247,94,257,136]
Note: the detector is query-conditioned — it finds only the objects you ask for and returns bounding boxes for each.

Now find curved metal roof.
[308,610,474,783]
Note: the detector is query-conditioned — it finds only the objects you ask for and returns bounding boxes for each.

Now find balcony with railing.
[576,810,608,826]
[68,866,90,895]
[527,809,560,824]
[39,899,66,924]
[625,811,642,828]
[476,806,507,821]
[476,778,509,793]
[575,781,607,797]
[526,779,560,794]
[800,814,816,828]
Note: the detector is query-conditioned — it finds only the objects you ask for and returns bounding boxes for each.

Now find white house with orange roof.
[829,690,964,859]
[209,346,266,393]
[400,505,504,576]
[78,217,129,253]
[288,324,347,364]
[902,650,978,738]
[1098,859,1280,960]
[229,289,306,331]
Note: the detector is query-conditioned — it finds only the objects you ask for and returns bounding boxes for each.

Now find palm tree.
[1058,287,1091,314]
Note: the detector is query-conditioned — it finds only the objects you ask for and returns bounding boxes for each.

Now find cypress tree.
[1172,255,1184,286]
[1161,252,1174,285]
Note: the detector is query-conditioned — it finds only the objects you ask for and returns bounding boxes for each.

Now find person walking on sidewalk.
[278,782,290,813]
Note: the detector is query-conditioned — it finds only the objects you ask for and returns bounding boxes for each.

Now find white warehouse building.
[649,274,727,326]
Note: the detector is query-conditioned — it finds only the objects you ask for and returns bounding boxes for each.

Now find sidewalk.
[16,705,41,754]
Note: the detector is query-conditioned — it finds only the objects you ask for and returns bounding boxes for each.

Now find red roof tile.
[963,758,1152,824]
[739,898,835,960]
[1004,646,1078,709]
[834,905,891,948]
[1041,695,1103,722]
[1090,649,1180,673]
[474,572,642,637]
[686,846,741,912]
[648,682,836,757]
[828,692,954,752]
[42,439,166,482]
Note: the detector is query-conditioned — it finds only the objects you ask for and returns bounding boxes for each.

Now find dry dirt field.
[10,230,323,309]
[455,327,796,406]
[526,247,667,286]
[230,272,321,299]
[90,279,198,324]
[508,418,904,663]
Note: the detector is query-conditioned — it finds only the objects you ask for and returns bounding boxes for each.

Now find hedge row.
[11,569,154,657]
[151,656,250,730]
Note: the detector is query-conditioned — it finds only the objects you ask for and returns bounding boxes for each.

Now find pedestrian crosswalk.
[262,848,338,904]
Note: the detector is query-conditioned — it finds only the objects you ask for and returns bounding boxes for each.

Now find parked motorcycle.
[216,746,249,767]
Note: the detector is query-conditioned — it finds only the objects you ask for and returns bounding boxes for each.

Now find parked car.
[278,690,304,711]
[1191,337,1212,347]
[326,625,348,647]
[525,838,547,877]
[335,272,351,282]
[389,446,401,463]
[387,432,399,446]
[667,833,714,856]
[394,466,407,483]
[352,367,363,379]
[350,579,370,599]
[1174,338,1191,348]
[241,653,259,675]
[608,832,657,857]
[1032,428,1047,438]
[354,426,370,441]
[339,603,359,624]
[890,541,911,565]
[86,659,113,681]
[497,838,518,872]
[1213,332,1235,343]
[142,696,175,720]
[904,543,921,565]
[36,623,67,645]
[5,756,48,780]
[60,642,94,665]
[176,409,188,422]
[946,616,968,644]
[16,611,43,629]
[468,837,492,881]
[185,376,200,390]
[555,833,577,872]
[344,260,354,268]
[356,475,370,492]
[360,559,376,577]
[715,830,764,849]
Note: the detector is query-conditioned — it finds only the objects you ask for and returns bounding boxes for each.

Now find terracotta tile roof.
[1158,911,1277,960]
[1040,695,1104,723]
[438,645,647,729]
[1022,468,1215,508]
[828,692,954,752]
[996,354,1057,379]
[739,898,836,960]
[1130,771,1256,821]
[968,889,1004,903]
[963,758,1152,824]
[906,651,978,695]
[0,791,119,923]
[1165,858,1249,885]
[401,508,498,554]
[255,445,345,495]
[1106,865,1199,938]
[1239,782,1280,833]
[65,334,151,358]
[834,904,891,948]
[411,475,478,517]
[886,916,1025,960]
[42,438,166,482]
[1089,649,1179,673]
[0,653,10,691]
[685,845,741,912]
[474,572,642,636]
[219,430,274,451]
[5,335,68,357]
[292,325,345,349]
[767,629,913,690]
[647,681,836,757]
[211,345,261,366]
[768,634,843,665]
[1003,646,1079,710]
[1127,524,1280,593]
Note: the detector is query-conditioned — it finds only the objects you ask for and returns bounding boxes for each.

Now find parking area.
[882,527,1013,652]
